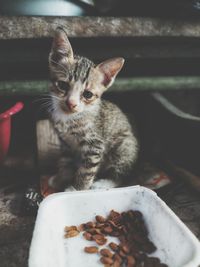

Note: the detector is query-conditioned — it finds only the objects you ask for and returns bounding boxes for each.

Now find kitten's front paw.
[91,179,117,190]
[64,186,76,192]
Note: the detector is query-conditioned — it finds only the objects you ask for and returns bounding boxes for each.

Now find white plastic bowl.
[29,186,200,267]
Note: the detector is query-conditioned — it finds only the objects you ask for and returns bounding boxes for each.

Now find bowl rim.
[32,186,200,267]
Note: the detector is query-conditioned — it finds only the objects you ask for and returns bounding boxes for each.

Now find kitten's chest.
[54,119,93,150]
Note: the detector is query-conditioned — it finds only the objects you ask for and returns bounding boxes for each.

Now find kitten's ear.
[50,27,74,61]
[96,57,125,88]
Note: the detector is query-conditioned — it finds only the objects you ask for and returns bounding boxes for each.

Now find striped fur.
[48,28,139,191]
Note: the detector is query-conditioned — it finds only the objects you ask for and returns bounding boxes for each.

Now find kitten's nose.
[66,100,77,110]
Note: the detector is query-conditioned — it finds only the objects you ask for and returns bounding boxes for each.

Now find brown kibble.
[93,233,107,245]
[144,256,161,266]
[127,255,136,267]
[103,226,113,234]
[131,250,140,259]
[85,221,96,229]
[96,223,105,229]
[108,210,121,220]
[87,228,102,235]
[84,246,99,253]
[64,230,79,238]
[118,235,126,243]
[83,231,93,241]
[100,256,114,265]
[109,242,119,252]
[143,241,157,254]
[96,215,106,223]
[64,225,78,232]
[113,253,123,264]
[111,231,120,237]
[133,210,143,219]
[112,260,121,267]
[132,232,146,244]
[64,209,168,267]
[119,249,126,258]
[78,224,85,232]
[93,234,104,240]
[108,220,120,229]
[121,244,130,254]
[95,237,107,246]
[121,225,128,235]
[108,210,121,225]
[100,249,113,258]
[127,210,136,220]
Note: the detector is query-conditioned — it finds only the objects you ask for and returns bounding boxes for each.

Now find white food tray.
[29,186,200,267]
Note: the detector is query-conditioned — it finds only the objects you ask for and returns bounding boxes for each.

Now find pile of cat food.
[64,209,169,267]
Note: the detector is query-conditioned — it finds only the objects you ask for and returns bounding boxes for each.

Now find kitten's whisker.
[50,95,61,101]
[35,93,51,99]
[39,102,52,107]
[39,105,52,111]
[53,70,66,76]
[38,100,53,107]
[46,105,57,115]
[39,99,53,105]
[39,92,50,95]
[33,95,61,105]
[33,98,52,104]
[37,95,65,119]
[39,103,53,113]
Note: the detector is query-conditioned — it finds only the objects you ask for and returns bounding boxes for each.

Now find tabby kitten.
[48,28,139,191]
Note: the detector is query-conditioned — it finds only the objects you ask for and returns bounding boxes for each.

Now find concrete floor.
[0,189,35,267]
[158,182,200,239]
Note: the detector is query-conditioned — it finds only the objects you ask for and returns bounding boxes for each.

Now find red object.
[0,102,24,163]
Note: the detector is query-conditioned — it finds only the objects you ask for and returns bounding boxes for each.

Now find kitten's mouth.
[60,105,79,114]
[67,109,78,114]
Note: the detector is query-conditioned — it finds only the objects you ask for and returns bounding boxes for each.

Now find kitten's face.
[49,28,124,116]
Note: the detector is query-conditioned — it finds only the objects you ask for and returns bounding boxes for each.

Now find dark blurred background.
[1,0,200,17]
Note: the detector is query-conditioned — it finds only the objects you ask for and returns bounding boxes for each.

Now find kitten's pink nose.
[66,100,77,110]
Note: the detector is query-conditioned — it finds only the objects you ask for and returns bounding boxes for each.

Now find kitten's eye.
[57,81,69,92]
[83,90,93,99]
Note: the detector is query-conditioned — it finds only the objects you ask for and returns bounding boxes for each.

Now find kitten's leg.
[73,139,104,190]
[49,156,75,190]
[100,136,138,187]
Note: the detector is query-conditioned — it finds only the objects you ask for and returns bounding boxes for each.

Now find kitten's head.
[49,28,124,116]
